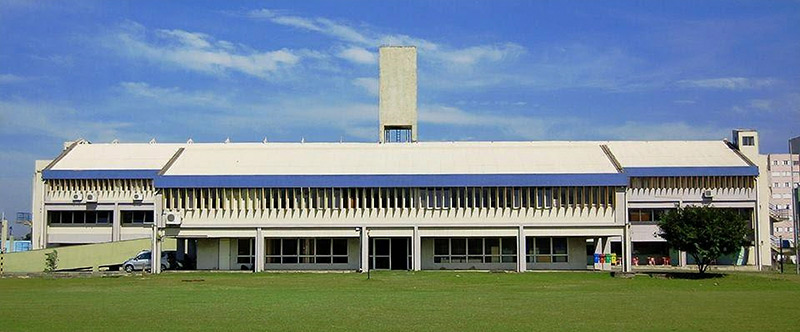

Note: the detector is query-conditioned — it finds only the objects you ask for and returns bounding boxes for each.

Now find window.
[121,211,154,225]
[47,210,112,225]
[433,237,516,264]
[237,238,254,265]
[742,136,754,146]
[628,208,671,223]
[526,237,568,263]
[784,160,790,166]
[265,238,348,264]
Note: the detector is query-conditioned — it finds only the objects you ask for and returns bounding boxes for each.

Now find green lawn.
[1,271,799,331]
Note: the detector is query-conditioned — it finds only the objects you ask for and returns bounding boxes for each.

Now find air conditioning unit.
[702,190,714,199]
[71,192,84,202]
[85,192,98,203]
[132,192,144,201]
[164,212,182,226]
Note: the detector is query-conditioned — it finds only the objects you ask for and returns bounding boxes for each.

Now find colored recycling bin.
[594,253,600,263]
[605,253,611,264]
[611,253,617,265]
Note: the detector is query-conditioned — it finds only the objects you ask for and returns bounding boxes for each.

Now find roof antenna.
[262,137,268,144]
[186,138,194,144]
[111,139,120,144]
[224,137,231,144]
[339,136,343,143]
[149,138,157,144]
[301,137,305,143]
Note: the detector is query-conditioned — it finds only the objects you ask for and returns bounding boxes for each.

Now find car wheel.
[124,265,134,273]
[161,264,168,271]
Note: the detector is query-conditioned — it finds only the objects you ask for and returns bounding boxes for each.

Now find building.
[768,153,799,244]
[30,46,772,272]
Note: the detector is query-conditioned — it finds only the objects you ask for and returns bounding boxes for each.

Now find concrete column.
[517,226,526,272]
[412,226,421,271]
[151,225,161,274]
[593,237,603,270]
[602,237,612,271]
[112,203,121,242]
[360,227,369,273]
[255,228,265,273]
[622,226,633,273]
[679,251,687,267]
[32,160,48,250]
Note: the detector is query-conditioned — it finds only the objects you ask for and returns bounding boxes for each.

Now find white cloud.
[337,46,376,64]
[677,77,775,90]
[0,99,132,142]
[246,8,524,68]
[119,81,231,108]
[351,77,378,97]
[109,21,304,79]
[0,74,29,84]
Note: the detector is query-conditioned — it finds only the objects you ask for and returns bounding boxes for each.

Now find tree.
[657,206,752,274]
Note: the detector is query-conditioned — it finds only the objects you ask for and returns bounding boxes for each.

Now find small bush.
[44,250,58,272]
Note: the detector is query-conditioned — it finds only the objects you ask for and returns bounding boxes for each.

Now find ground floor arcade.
[151,226,631,273]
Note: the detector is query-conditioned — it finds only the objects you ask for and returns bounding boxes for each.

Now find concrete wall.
[1,238,175,272]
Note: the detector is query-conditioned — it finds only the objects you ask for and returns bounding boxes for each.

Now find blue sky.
[1,1,798,236]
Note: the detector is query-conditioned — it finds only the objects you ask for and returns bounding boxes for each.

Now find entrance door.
[370,237,410,270]
[372,238,391,269]
[390,238,409,270]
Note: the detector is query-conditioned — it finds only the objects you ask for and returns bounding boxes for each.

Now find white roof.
[604,141,750,168]
[49,143,183,170]
[163,142,620,176]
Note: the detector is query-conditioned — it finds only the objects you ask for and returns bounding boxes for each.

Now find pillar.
[360,227,369,273]
[255,228,265,273]
[622,225,633,273]
[150,225,162,274]
[112,203,121,242]
[602,237,612,271]
[593,237,603,270]
[517,226,526,272]
[412,226,421,271]
[679,251,687,267]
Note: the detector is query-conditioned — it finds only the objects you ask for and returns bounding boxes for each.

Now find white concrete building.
[30,46,772,273]
[767,153,799,244]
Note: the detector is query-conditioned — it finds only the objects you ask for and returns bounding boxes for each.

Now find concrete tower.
[379,46,417,143]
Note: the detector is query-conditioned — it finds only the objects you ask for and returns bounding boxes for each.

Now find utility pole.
[1,212,8,276]
[789,136,799,274]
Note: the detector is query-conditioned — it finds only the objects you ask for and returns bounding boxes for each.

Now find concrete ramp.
[1,238,175,273]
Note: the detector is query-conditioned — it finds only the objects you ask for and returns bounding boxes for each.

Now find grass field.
[1,271,799,331]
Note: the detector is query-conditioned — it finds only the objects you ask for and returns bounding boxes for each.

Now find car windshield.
[137,252,151,260]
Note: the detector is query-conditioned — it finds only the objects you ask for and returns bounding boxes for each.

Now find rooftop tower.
[379,46,417,143]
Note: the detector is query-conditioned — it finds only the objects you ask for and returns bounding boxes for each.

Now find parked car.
[122,250,184,272]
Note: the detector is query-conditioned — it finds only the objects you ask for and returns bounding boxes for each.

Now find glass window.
[434,238,449,256]
[317,239,332,255]
[333,239,348,256]
[552,238,567,255]
[535,237,551,255]
[451,238,467,256]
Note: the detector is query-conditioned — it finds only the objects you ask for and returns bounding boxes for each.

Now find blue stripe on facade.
[623,166,758,177]
[153,173,630,188]
[42,169,160,180]
[42,166,759,186]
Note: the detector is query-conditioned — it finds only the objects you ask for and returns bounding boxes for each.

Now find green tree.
[657,206,752,274]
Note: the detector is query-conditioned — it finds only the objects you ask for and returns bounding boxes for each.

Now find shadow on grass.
[612,271,726,279]
[662,272,726,280]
